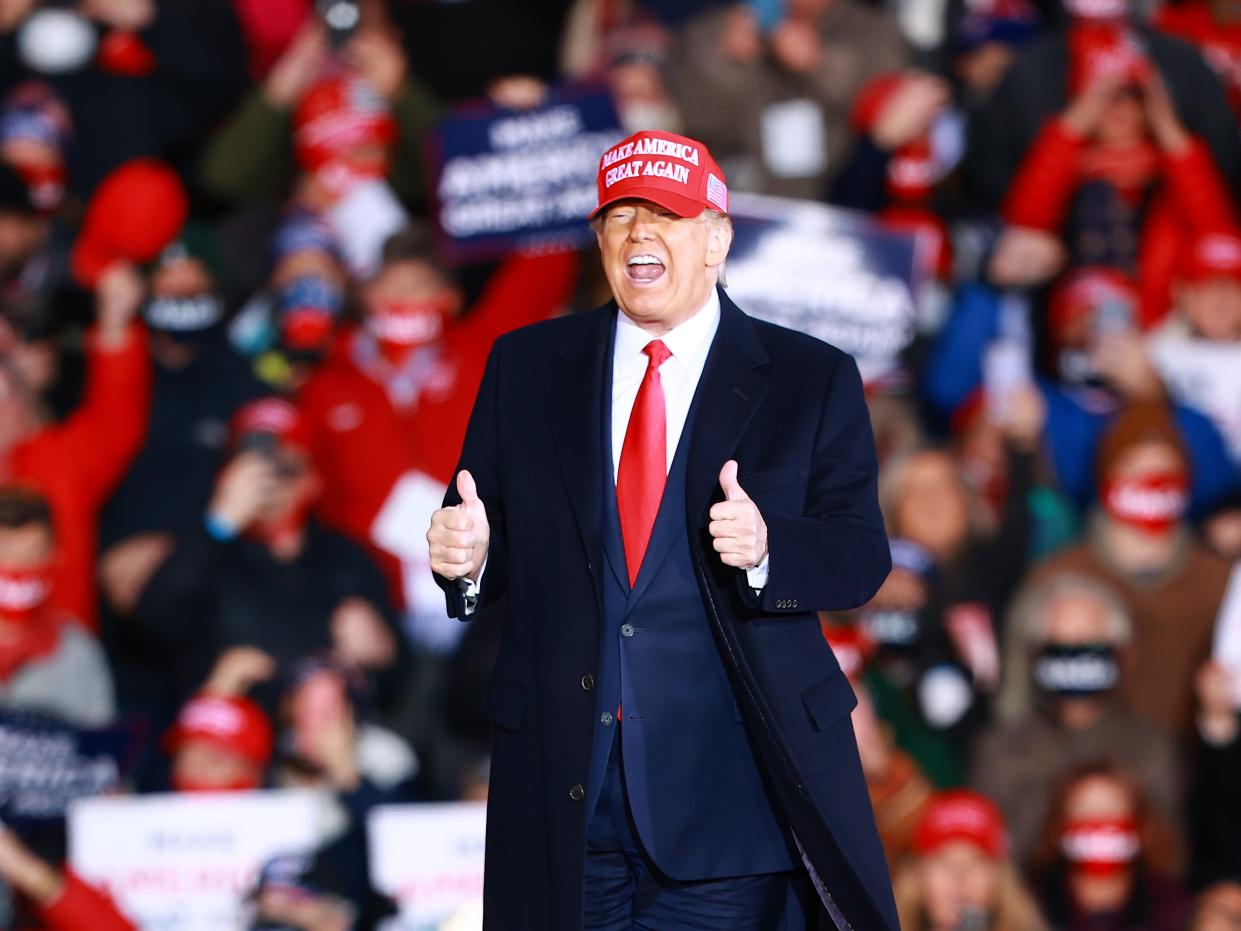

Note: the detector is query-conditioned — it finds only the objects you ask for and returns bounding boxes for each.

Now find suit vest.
[585,343,792,881]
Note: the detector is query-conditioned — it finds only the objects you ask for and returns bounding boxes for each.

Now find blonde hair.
[892,857,1050,931]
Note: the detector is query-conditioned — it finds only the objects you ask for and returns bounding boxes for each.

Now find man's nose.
[626,215,656,241]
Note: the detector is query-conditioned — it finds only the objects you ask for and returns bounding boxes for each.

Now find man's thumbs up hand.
[709,460,768,570]
[428,469,491,582]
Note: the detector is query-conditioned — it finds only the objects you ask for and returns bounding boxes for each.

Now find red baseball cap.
[1181,229,1241,282]
[230,397,313,454]
[163,693,274,767]
[293,72,396,172]
[912,790,1009,860]
[71,158,188,288]
[1048,265,1139,338]
[590,129,729,220]
[1068,23,1150,95]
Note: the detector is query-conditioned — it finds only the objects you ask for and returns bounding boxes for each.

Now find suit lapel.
[544,306,614,586]
[685,290,770,527]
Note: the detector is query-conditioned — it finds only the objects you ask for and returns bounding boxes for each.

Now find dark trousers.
[583,741,791,931]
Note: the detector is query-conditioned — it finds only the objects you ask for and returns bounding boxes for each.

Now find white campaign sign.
[68,789,323,931]
[369,802,486,931]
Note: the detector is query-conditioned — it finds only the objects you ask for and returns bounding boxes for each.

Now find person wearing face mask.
[297,224,578,658]
[891,790,1050,931]
[1031,762,1190,931]
[0,487,113,728]
[1011,402,1230,736]
[127,397,408,715]
[974,572,1181,870]
[199,19,438,213]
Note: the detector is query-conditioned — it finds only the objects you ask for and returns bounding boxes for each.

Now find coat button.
[569,783,584,801]
[581,674,595,691]
[620,623,635,638]
[600,711,614,727]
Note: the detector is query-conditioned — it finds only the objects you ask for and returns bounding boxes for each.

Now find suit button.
[600,711,614,727]
[569,783,584,801]
[581,674,595,691]
[620,623,635,638]
[790,600,798,608]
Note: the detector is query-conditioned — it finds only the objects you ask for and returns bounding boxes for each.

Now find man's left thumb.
[720,459,748,502]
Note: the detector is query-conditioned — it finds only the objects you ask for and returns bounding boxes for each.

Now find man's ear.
[705,220,733,270]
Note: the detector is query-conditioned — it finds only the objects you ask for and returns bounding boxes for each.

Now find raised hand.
[709,460,768,570]
[428,469,490,582]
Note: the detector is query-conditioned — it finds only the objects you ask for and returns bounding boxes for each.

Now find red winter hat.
[591,129,728,220]
[293,72,397,172]
[164,693,274,767]
[1048,266,1139,340]
[913,790,1009,859]
[1180,229,1241,282]
[230,397,313,454]
[71,158,188,288]
[1068,23,1150,96]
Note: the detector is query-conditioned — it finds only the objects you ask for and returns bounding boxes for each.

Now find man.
[973,571,1180,868]
[428,129,895,930]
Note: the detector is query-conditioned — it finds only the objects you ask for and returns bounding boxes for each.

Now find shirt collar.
[615,288,721,370]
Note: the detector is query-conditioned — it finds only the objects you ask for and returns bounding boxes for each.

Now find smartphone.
[317,0,360,48]
[1094,295,1134,337]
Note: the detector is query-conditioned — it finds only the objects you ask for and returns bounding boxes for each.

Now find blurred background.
[0,0,1239,928]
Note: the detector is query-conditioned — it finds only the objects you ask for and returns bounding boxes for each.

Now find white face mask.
[1065,0,1130,19]
[619,102,682,136]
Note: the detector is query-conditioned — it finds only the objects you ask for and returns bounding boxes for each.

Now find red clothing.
[9,325,151,630]
[1002,117,1238,327]
[36,870,137,931]
[1156,2,1241,120]
[298,249,578,608]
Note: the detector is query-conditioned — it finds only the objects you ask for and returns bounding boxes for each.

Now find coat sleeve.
[37,323,151,511]
[1001,117,1084,232]
[754,351,891,613]
[435,338,509,618]
[39,871,137,931]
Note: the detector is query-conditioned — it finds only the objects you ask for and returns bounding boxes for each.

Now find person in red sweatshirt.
[297,225,577,653]
[7,161,172,631]
[0,825,136,931]
[1001,21,1239,329]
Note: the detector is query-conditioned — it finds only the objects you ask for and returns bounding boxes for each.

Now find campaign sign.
[430,84,625,261]
[725,193,929,385]
[368,802,486,930]
[0,708,139,823]
[69,789,322,931]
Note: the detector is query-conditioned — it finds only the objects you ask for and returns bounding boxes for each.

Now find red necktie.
[616,339,671,586]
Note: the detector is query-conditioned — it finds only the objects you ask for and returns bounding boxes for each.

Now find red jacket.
[298,249,578,609]
[9,324,151,629]
[34,870,137,931]
[1002,117,1238,327]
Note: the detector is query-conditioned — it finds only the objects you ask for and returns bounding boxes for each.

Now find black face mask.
[861,608,921,650]
[1034,643,1120,698]
[143,292,225,339]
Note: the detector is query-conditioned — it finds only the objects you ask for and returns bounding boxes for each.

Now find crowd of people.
[0,0,1238,928]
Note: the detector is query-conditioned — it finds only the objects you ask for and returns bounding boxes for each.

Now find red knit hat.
[293,72,397,172]
[70,158,188,288]
[163,693,274,767]
[230,397,313,455]
[912,790,1009,859]
[591,130,728,220]
[1180,229,1241,282]
[1068,23,1150,96]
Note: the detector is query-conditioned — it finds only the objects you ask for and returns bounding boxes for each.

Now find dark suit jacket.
[437,290,897,930]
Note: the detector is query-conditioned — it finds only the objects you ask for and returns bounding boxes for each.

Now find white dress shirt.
[462,290,767,607]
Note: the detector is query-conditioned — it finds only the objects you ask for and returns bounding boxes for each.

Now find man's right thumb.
[457,469,479,506]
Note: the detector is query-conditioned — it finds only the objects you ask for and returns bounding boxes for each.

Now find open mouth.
[626,254,665,283]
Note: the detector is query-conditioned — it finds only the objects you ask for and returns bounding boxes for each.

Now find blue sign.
[0,709,142,823]
[725,193,930,386]
[429,84,626,262]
